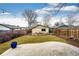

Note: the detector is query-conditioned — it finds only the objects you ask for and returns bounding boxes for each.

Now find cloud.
[35,8,51,15]
[0,12,16,18]
[35,3,79,27]
[61,6,79,12]
[0,17,28,27]
[35,3,58,15]
[0,4,79,27]
[0,12,11,15]
[35,6,59,16]
[36,16,67,27]
[35,5,57,16]
[35,3,79,16]
[48,3,61,7]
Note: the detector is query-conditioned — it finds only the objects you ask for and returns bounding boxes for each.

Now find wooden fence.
[53,28,79,40]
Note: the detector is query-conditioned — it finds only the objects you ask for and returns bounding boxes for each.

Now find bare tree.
[53,3,66,16]
[65,3,79,27]
[42,3,66,27]
[66,14,78,27]
[22,9,38,28]
[31,20,38,27]
[43,15,51,27]
[0,8,8,13]
[47,3,66,16]
[55,22,60,27]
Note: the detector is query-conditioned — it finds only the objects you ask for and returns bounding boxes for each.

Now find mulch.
[56,35,79,48]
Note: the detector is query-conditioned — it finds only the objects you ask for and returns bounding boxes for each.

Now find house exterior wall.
[32,26,49,35]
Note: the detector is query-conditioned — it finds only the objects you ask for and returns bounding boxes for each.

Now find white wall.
[32,26,49,34]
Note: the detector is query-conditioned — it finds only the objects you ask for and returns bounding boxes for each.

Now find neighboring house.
[0,25,10,31]
[0,24,21,32]
[32,25,49,35]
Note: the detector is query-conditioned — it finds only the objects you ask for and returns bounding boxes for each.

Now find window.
[42,29,46,31]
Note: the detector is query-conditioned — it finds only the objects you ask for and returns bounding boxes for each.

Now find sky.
[0,3,47,17]
[0,3,79,27]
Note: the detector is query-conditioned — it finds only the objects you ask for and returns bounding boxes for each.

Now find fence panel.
[53,28,79,39]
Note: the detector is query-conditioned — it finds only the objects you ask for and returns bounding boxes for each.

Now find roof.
[58,25,70,29]
[0,24,21,29]
[56,25,79,29]
[31,25,50,29]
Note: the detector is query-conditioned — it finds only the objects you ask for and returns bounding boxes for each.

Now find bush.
[49,29,53,33]
[0,38,5,43]
[0,30,27,43]
[11,35,17,39]
[4,35,11,41]
[0,33,6,43]
[0,32,11,43]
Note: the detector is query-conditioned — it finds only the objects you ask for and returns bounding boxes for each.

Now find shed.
[32,25,49,35]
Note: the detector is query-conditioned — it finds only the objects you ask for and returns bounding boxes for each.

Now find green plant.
[0,38,4,43]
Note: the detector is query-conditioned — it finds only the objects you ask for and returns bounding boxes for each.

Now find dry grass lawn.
[0,35,67,54]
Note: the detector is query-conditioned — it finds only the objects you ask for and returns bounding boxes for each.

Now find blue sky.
[0,3,47,10]
[0,3,48,17]
[0,3,79,17]
[0,3,79,27]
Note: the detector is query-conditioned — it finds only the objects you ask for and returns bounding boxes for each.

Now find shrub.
[10,33,17,39]
[4,35,11,41]
[0,38,4,43]
[49,29,53,33]
[0,30,26,43]
[0,33,6,41]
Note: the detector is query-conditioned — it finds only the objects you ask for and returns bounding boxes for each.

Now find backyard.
[0,3,79,56]
[0,35,67,55]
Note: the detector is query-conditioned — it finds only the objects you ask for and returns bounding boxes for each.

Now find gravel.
[1,42,79,56]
